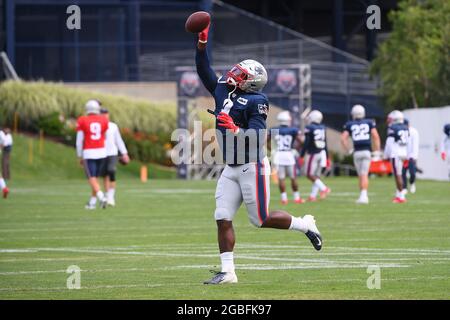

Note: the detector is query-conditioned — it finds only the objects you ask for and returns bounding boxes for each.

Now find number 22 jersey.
[343,119,376,152]
[76,114,109,159]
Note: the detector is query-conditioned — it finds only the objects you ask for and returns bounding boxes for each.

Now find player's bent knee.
[108,171,116,182]
[214,208,233,222]
[249,215,264,228]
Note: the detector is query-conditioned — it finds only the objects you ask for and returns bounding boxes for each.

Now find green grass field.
[1,176,449,299]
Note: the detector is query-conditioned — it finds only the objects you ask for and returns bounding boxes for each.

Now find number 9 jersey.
[76,114,109,159]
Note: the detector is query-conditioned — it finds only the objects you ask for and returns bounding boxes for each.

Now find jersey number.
[398,130,408,146]
[351,123,370,141]
[313,129,326,149]
[275,135,293,151]
[89,122,102,140]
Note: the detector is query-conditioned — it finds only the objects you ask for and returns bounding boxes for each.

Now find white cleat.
[203,271,238,284]
[107,199,116,207]
[303,214,322,251]
[85,203,96,210]
[356,197,369,204]
[410,184,416,194]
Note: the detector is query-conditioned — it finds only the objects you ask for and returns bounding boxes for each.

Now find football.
[185,11,210,33]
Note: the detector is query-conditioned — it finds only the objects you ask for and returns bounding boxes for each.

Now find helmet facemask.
[226,64,251,89]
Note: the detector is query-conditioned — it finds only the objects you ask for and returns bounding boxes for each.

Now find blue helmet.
[444,124,450,136]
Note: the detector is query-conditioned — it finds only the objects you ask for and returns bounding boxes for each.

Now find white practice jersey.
[105,122,128,157]
[0,131,13,147]
[407,126,419,160]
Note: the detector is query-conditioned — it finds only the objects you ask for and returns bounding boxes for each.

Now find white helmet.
[226,59,268,93]
[351,104,365,120]
[85,100,101,114]
[307,110,323,124]
[277,111,291,126]
[387,110,404,124]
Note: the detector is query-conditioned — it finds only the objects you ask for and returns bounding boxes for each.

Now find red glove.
[198,23,210,44]
[326,158,331,169]
[217,112,239,134]
[299,157,305,166]
[442,152,447,161]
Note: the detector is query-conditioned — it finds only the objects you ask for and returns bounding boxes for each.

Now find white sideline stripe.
[0,268,145,276]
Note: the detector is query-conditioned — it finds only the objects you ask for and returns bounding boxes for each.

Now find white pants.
[276,164,296,179]
[353,150,371,176]
[391,156,407,177]
[215,157,271,227]
[304,152,322,177]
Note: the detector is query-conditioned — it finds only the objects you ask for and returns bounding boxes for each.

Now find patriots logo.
[180,72,200,96]
[258,103,268,115]
[276,69,297,93]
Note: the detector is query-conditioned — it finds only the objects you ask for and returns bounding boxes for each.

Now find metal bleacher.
[138,0,383,130]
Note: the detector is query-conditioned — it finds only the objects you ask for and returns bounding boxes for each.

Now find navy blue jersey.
[343,119,376,151]
[269,126,299,151]
[444,124,450,137]
[387,123,409,146]
[196,49,268,165]
[301,123,327,156]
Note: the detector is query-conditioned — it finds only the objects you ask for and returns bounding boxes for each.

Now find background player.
[195,23,322,285]
[440,124,450,180]
[0,127,11,198]
[402,119,419,194]
[300,110,331,202]
[76,100,109,209]
[341,104,381,204]
[268,111,305,204]
[384,110,409,203]
[100,108,130,206]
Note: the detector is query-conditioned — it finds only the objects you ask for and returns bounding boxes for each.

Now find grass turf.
[0,177,449,299]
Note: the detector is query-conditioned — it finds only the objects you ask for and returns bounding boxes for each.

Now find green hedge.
[0,80,177,134]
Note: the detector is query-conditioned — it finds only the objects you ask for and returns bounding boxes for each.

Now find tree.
[371,0,450,110]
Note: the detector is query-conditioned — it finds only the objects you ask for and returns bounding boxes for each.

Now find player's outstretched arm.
[195,24,218,94]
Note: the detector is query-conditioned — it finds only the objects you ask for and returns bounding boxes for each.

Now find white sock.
[108,188,115,201]
[293,191,300,201]
[0,178,6,189]
[314,179,327,192]
[397,190,405,199]
[281,192,288,201]
[360,189,368,198]
[289,216,308,233]
[89,196,97,206]
[220,252,235,273]
[96,190,105,201]
[310,184,319,198]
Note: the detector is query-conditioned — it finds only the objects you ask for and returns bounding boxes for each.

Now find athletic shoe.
[85,203,96,210]
[281,199,288,205]
[303,214,322,251]
[2,187,9,199]
[294,198,306,204]
[392,197,406,203]
[401,189,408,196]
[107,198,116,207]
[203,271,238,285]
[410,184,416,194]
[356,197,369,204]
[307,196,317,202]
[319,187,331,199]
[100,199,108,209]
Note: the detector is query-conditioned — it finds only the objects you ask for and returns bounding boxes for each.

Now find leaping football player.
[384,110,409,203]
[341,104,381,204]
[268,111,305,204]
[195,23,322,285]
[76,100,109,209]
[300,110,331,202]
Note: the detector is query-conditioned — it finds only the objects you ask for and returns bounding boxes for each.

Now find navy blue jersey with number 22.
[343,119,376,151]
